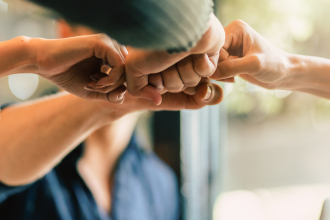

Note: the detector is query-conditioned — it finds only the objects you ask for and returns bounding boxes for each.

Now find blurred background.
[214,0,330,220]
[1,0,330,219]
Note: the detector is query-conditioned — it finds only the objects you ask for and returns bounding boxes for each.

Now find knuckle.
[200,69,214,77]
[177,60,192,72]
[162,69,177,77]
[97,33,110,42]
[233,20,248,28]
[183,80,199,87]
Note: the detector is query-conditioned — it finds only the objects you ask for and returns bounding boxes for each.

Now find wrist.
[14,36,39,74]
[68,95,111,128]
[0,36,38,76]
[82,97,133,126]
[280,53,311,91]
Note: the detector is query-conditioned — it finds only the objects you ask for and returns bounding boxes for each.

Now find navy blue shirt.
[0,136,180,220]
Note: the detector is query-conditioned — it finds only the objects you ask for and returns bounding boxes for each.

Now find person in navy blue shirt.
[0,20,223,220]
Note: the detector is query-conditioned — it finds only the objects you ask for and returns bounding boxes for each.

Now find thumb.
[183,83,223,110]
[211,55,260,80]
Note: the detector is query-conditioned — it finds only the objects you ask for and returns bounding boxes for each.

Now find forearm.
[0,93,107,186]
[0,36,37,77]
[282,54,330,99]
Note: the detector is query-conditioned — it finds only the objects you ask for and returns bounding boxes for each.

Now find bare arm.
[283,55,330,99]
[0,81,223,186]
[0,37,37,77]
[0,35,126,102]
[214,20,330,99]
[0,93,111,186]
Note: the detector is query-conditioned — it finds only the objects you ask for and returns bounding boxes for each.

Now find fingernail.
[90,75,98,82]
[101,64,112,75]
[204,85,213,100]
[84,86,95,91]
[95,85,106,89]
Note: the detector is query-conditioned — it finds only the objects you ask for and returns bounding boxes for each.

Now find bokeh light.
[8,73,39,100]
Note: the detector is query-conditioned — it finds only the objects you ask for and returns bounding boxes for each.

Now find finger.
[191,83,223,107]
[161,65,184,92]
[93,35,125,85]
[160,87,168,95]
[107,85,127,104]
[96,64,125,87]
[86,73,125,90]
[125,68,162,105]
[200,77,211,84]
[90,72,108,82]
[219,48,230,62]
[182,76,211,95]
[86,85,127,103]
[138,85,162,105]
[218,77,235,83]
[158,83,223,110]
[130,82,223,111]
[211,55,260,80]
[183,87,197,95]
[149,73,164,91]
[177,56,201,87]
[192,52,219,77]
[111,39,126,62]
[93,74,126,93]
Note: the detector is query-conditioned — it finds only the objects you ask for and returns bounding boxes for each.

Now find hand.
[95,82,224,122]
[212,20,292,90]
[124,13,225,105]
[34,34,127,103]
[147,53,220,94]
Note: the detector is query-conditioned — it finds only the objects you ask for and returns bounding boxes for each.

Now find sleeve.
[29,0,214,52]
[0,182,32,204]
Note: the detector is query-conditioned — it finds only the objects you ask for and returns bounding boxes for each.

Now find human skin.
[0,22,224,211]
[0,76,222,185]
[0,35,126,102]
[0,83,222,190]
[0,13,224,105]
[109,13,226,105]
[213,20,330,100]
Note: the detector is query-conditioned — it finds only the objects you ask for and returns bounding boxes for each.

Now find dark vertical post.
[152,111,181,182]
